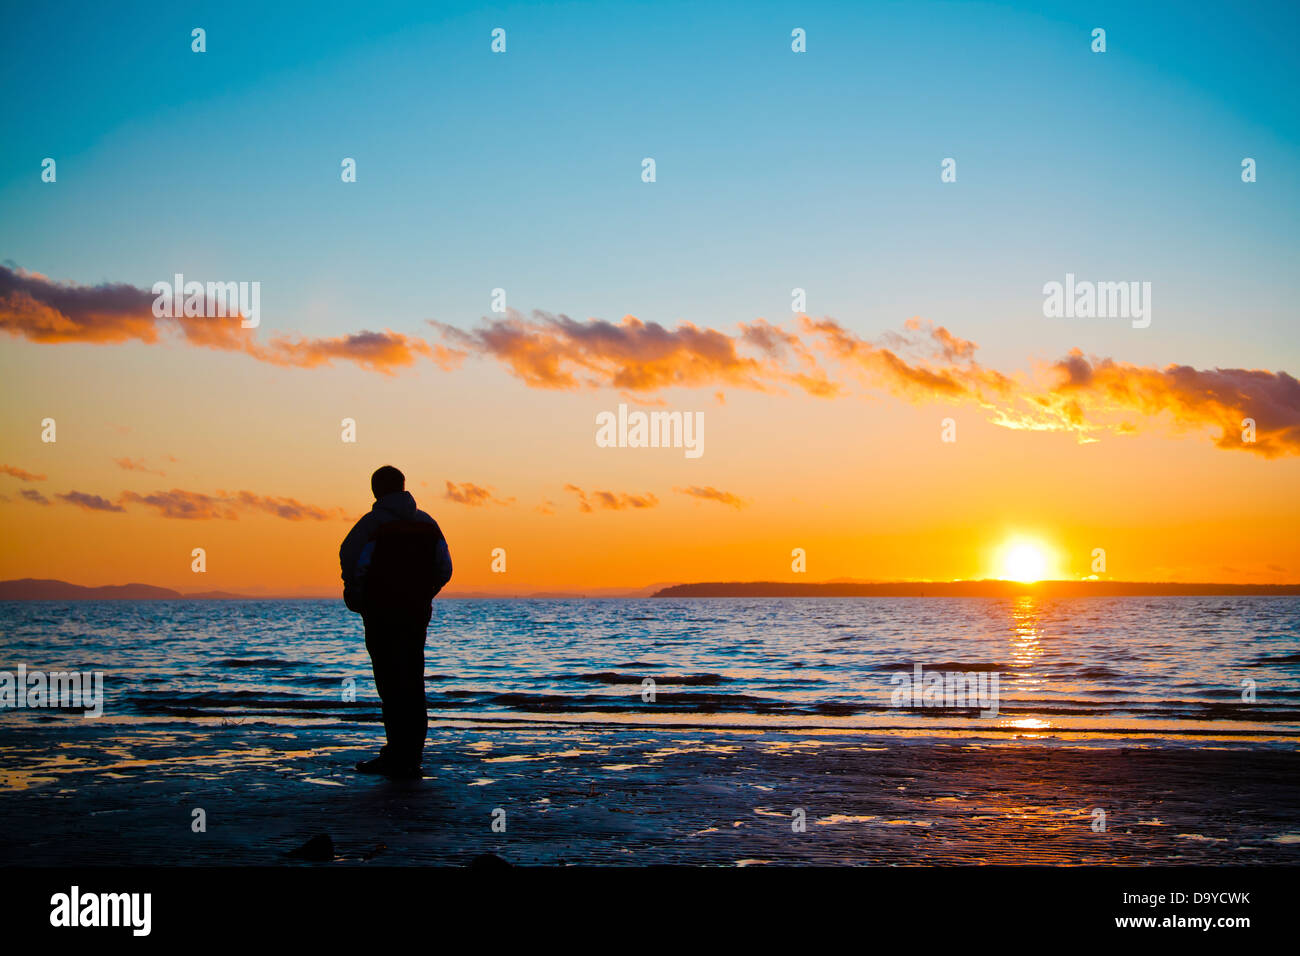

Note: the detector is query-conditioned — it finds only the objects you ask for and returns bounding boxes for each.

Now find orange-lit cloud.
[430,310,837,395]
[118,490,238,519]
[254,330,464,376]
[799,315,1015,404]
[812,320,1299,455]
[7,265,1297,455]
[114,457,166,476]
[221,491,348,521]
[57,491,125,513]
[116,488,345,520]
[675,485,748,508]
[0,266,166,344]
[429,310,1009,402]
[0,265,463,376]
[1023,351,1300,457]
[1,465,47,482]
[563,484,659,512]
[443,480,515,507]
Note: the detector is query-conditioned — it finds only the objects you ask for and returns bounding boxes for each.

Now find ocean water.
[1,597,1298,741]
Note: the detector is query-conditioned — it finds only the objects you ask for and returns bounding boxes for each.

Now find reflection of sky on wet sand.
[1,719,1298,866]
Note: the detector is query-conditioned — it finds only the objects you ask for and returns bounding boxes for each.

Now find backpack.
[353,519,451,617]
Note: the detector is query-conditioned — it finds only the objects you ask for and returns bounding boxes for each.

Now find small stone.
[287,833,335,861]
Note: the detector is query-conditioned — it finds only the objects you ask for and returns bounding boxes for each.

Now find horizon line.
[3,577,1299,601]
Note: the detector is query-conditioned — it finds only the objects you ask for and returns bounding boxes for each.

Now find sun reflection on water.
[1009,596,1044,670]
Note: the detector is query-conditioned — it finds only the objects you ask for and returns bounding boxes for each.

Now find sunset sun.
[998,540,1053,582]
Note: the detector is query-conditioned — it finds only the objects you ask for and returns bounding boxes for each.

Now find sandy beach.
[2,719,1298,866]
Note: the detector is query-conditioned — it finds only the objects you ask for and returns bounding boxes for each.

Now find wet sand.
[1,720,1298,865]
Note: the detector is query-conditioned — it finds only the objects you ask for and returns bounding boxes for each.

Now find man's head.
[371,465,405,500]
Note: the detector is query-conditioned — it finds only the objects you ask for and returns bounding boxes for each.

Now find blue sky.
[3,0,1298,372]
[3,1,1300,592]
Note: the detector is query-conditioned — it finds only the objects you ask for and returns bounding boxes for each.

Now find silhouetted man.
[340,466,453,778]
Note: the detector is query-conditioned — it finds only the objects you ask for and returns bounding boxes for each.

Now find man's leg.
[363,614,398,764]
[363,611,429,771]
[385,619,428,766]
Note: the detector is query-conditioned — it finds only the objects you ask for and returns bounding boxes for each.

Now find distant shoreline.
[652,580,1300,598]
[2,577,1299,601]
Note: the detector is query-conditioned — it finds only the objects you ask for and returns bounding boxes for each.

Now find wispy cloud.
[1,464,47,482]
[443,480,515,507]
[430,310,839,396]
[675,485,748,508]
[222,491,348,521]
[563,484,659,512]
[7,264,1296,455]
[1018,350,1300,458]
[19,488,50,505]
[117,489,236,520]
[254,329,463,376]
[114,457,166,476]
[57,491,125,513]
[0,265,464,376]
[432,312,1299,454]
[117,488,346,520]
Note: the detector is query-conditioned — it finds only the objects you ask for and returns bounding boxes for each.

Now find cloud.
[20,488,50,505]
[1016,350,1300,457]
[430,310,838,396]
[443,480,515,507]
[827,322,1300,456]
[428,309,1017,405]
[448,310,1295,457]
[563,484,659,512]
[0,265,167,345]
[114,457,166,476]
[57,491,126,513]
[6,264,1295,456]
[118,489,237,520]
[254,330,464,376]
[117,488,346,520]
[675,485,748,508]
[1,465,47,481]
[222,491,348,521]
[0,265,465,376]
[799,315,1015,404]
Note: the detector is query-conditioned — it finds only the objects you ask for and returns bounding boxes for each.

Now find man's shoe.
[355,755,390,774]
[355,755,423,779]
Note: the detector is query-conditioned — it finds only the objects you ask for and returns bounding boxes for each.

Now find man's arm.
[416,511,454,594]
[433,530,453,593]
[339,514,375,585]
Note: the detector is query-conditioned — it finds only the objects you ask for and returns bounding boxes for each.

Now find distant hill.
[652,580,1300,598]
[8,577,1294,602]
[0,578,254,600]
[442,582,674,600]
